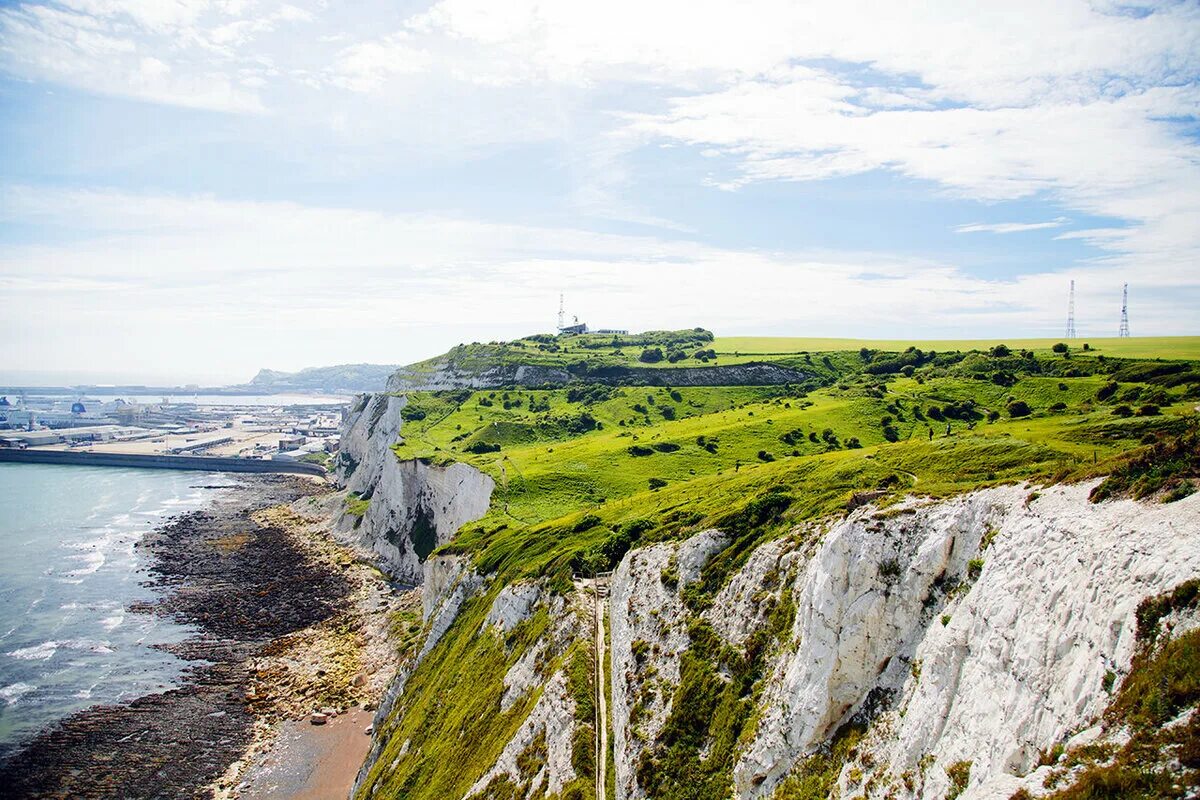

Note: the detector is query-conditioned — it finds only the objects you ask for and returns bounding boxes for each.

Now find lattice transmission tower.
[1119,283,1130,337]
[1065,280,1077,339]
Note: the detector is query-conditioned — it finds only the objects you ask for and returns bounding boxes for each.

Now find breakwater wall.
[0,448,326,477]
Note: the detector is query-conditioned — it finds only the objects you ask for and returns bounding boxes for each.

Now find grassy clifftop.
[389,335,1199,584]
[357,333,1200,800]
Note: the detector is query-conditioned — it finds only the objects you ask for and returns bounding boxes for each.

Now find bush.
[1136,405,1160,417]
[639,347,664,363]
[845,437,862,449]
[1007,400,1032,418]
[465,441,501,453]
[628,445,654,457]
[1096,381,1119,401]
[1112,405,1134,418]
[1052,342,1069,353]
[757,450,775,462]
[648,477,668,490]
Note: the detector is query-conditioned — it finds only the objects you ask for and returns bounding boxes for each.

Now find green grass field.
[714,336,1200,361]
[381,335,1200,586]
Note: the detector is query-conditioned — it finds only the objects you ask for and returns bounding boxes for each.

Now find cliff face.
[608,483,1200,800]
[334,393,494,584]
[337,389,1198,799]
[387,361,811,391]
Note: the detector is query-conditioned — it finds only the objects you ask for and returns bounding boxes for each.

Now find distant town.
[0,391,345,469]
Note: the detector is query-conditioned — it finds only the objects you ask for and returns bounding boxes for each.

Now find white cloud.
[323,33,431,92]
[956,218,1070,234]
[0,187,1192,382]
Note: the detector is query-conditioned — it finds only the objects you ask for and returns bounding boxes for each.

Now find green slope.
[355,333,1200,800]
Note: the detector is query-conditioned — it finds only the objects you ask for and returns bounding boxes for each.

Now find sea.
[0,463,230,760]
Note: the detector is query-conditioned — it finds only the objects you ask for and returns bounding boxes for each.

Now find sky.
[1,0,1198,385]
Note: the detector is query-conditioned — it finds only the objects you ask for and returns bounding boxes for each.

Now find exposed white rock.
[705,537,798,649]
[485,581,542,633]
[601,482,1199,800]
[851,483,1200,800]
[335,392,495,584]
[421,554,485,658]
[502,638,547,713]
[610,529,727,800]
[465,669,578,799]
[735,491,1004,797]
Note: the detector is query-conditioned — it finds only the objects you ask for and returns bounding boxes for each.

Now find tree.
[1006,400,1032,418]
[639,347,664,363]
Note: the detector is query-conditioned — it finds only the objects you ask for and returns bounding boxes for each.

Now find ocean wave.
[7,639,115,661]
[0,682,36,705]
[7,641,58,660]
[63,551,106,577]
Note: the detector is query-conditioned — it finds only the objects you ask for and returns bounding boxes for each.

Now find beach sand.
[239,708,372,800]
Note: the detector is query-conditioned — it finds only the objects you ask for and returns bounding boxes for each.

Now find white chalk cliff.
[334,393,494,584]
[609,482,1200,800]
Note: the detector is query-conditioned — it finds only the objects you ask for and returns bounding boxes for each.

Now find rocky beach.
[0,475,402,800]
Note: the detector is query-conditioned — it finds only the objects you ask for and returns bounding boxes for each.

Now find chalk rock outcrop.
[607,483,1200,800]
[335,392,494,583]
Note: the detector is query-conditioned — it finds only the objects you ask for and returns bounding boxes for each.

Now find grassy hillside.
[714,336,1200,361]
[356,334,1200,800]
[383,335,1200,583]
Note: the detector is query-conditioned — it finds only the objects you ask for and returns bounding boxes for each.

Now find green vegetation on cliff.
[357,333,1200,800]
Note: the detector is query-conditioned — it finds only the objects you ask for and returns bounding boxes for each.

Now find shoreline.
[0,474,403,800]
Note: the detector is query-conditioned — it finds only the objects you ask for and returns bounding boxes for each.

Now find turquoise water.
[0,464,228,759]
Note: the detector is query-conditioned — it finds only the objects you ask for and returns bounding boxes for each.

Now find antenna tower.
[1065,280,1077,339]
[1119,283,1130,337]
[557,293,565,331]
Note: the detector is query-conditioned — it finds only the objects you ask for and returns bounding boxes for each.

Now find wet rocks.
[0,475,348,800]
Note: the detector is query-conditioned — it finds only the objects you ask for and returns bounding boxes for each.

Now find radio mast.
[1119,283,1130,337]
[558,293,565,332]
[1065,280,1077,339]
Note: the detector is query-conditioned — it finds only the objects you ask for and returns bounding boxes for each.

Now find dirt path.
[594,574,610,800]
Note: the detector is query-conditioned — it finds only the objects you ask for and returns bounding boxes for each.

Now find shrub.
[465,441,501,454]
[845,437,862,449]
[628,445,654,457]
[648,477,668,490]
[1136,404,1160,417]
[990,344,1011,357]
[1052,342,1069,353]
[651,442,680,453]
[639,347,664,363]
[946,760,972,800]
[1096,381,1119,401]
[757,450,775,462]
[1111,404,1134,417]
[1007,400,1032,418]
